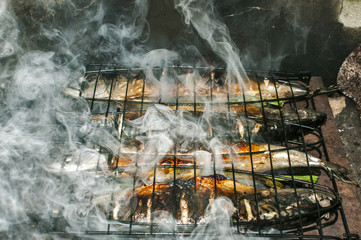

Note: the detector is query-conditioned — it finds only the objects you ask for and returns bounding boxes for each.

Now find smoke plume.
[174,0,249,87]
[0,0,252,238]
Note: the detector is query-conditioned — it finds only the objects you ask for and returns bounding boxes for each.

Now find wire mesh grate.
[53,64,359,239]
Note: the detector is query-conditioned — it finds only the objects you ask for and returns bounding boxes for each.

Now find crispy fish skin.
[112,176,337,229]
[110,141,355,185]
[78,70,308,102]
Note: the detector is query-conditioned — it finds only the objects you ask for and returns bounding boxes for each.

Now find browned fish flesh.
[110,175,338,230]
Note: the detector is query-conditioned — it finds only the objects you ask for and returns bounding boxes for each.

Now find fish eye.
[160,159,173,165]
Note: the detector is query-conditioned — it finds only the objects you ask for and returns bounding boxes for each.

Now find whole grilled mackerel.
[120,107,327,142]
[218,105,327,142]
[111,142,356,185]
[73,70,308,102]
[112,175,338,230]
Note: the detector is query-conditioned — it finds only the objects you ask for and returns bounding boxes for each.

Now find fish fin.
[323,162,359,187]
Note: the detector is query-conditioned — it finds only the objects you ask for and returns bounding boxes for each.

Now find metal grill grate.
[54,64,359,239]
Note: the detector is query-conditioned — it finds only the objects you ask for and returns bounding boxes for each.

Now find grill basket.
[51,64,359,240]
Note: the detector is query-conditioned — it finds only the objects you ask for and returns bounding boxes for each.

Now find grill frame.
[54,64,359,239]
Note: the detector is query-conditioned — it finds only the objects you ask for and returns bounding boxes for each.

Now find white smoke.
[0,0,255,238]
[174,0,249,87]
[124,104,209,172]
[188,197,236,239]
[0,0,145,237]
[0,1,19,58]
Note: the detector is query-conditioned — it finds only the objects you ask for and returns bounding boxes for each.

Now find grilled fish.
[110,141,355,185]
[110,175,337,230]
[121,107,326,143]
[64,69,308,103]
[162,104,327,141]
[91,104,326,144]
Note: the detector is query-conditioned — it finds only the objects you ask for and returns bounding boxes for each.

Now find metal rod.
[129,70,147,234]
[286,75,323,237]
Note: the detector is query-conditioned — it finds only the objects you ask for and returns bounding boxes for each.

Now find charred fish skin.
[113,176,338,230]
[281,107,327,132]
[114,175,253,224]
[119,107,327,144]
[208,108,327,142]
[63,68,309,102]
[238,188,338,230]
[109,140,356,186]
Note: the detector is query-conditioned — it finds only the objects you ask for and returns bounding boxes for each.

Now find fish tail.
[323,162,359,187]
